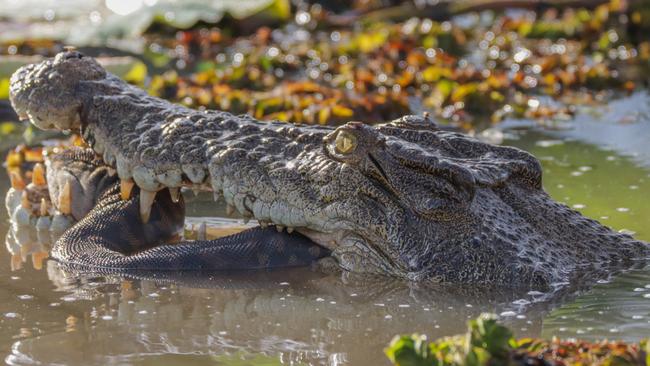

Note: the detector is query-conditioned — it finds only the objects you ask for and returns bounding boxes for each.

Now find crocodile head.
[10,51,106,131]
[10,52,648,287]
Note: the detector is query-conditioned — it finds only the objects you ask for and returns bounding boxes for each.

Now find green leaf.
[196,61,216,73]
[385,335,434,366]
[0,121,17,135]
[123,61,148,85]
[468,313,513,360]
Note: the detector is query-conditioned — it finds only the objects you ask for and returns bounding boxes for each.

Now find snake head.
[10,51,106,131]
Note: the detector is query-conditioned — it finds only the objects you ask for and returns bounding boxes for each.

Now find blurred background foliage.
[1,0,650,137]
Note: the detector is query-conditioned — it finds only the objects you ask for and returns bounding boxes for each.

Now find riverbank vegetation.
[386,314,650,366]
[1,0,650,132]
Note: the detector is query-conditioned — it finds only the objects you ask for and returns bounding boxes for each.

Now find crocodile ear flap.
[465,157,543,190]
[380,114,438,131]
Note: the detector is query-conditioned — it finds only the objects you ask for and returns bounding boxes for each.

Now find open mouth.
[8,144,333,261]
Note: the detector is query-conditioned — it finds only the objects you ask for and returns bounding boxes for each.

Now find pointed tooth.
[196,222,207,241]
[39,198,49,216]
[9,171,26,190]
[259,220,268,228]
[276,225,284,233]
[21,191,31,210]
[243,217,250,224]
[139,190,157,223]
[59,179,72,215]
[213,191,221,202]
[32,163,46,186]
[169,187,181,203]
[287,227,294,234]
[192,188,200,197]
[226,204,235,216]
[120,179,135,201]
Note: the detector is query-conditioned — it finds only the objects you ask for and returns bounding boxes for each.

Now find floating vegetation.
[139,1,650,128]
[385,313,650,366]
[1,1,650,130]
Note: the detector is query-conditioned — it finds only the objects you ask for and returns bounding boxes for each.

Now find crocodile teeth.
[213,191,221,202]
[169,187,181,203]
[139,190,157,223]
[120,179,135,200]
[259,220,269,228]
[32,163,46,186]
[287,227,294,234]
[276,225,285,233]
[39,198,49,216]
[226,204,235,216]
[197,222,207,241]
[242,217,250,224]
[192,188,200,197]
[59,180,72,215]
[9,171,26,190]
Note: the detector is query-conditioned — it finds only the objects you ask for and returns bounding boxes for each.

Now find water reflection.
[7,252,550,365]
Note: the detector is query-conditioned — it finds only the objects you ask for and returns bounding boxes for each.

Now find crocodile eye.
[334,131,357,154]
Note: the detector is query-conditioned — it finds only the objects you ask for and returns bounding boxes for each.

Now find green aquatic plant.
[385,314,649,366]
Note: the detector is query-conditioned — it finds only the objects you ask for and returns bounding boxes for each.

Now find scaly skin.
[6,147,328,271]
[9,51,649,288]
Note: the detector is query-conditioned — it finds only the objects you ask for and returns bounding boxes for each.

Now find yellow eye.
[334,131,357,154]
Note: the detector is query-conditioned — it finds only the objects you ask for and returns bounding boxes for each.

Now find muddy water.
[1,96,650,365]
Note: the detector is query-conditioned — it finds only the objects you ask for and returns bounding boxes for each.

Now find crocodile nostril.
[63,51,83,60]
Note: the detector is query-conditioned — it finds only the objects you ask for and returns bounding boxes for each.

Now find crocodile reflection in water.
[6,257,551,366]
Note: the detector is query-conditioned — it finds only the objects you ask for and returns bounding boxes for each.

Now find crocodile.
[8,51,649,288]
